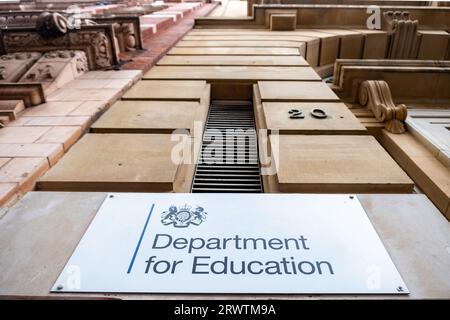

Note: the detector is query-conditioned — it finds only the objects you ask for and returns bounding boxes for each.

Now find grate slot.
[191,100,263,193]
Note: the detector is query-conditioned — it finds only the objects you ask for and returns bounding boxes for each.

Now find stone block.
[0,126,51,144]
[38,134,191,192]
[168,47,301,56]
[271,135,413,193]
[35,126,83,151]
[270,14,297,31]
[143,66,320,82]
[261,102,367,134]
[352,29,389,59]
[157,55,308,66]
[0,100,25,120]
[417,30,449,60]
[21,101,83,117]
[0,157,49,193]
[258,81,339,102]
[122,80,207,102]
[0,144,64,166]
[91,101,206,135]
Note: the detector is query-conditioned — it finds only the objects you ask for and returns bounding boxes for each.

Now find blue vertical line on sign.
[127,203,155,274]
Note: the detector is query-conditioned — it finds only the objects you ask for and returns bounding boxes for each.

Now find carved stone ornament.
[36,12,69,39]
[358,80,408,134]
[383,10,420,59]
[69,32,114,68]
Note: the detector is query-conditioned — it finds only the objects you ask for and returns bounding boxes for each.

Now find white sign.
[52,193,408,294]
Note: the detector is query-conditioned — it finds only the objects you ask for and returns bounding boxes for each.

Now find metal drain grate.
[191,100,262,193]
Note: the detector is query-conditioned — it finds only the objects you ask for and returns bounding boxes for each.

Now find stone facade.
[0,1,448,299]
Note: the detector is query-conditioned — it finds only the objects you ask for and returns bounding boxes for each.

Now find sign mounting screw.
[397,286,404,292]
[56,284,63,290]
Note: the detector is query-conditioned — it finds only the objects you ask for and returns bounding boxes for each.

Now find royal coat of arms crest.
[161,205,207,228]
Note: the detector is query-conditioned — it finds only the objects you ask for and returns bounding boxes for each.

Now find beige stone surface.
[0,127,51,144]
[315,29,364,59]
[0,183,18,207]
[272,135,413,193]
[0,157,49,193]
[35,126,83,151]
[47,88,122,102]
[21,101,83,117]
[0,192,449,298]
[91,101,206,134]
[379,130,450,218]
[157,55,308,66]
[183,34,317,42]
[122,80,207,102]
[81,70,142,80]
[176,40,304,48]
[0,100,25,120]
[210,0,247,17]
[352,29,388,59]
[38,134,190,192]
[19,116,91,130]
[417,30,449,60]
[69,101,108,118]
[168,47,301,56]
[0,144,64,166]
[262,102,367,134]
[0,158,11,168]
[143,66,320,81]
[258,81,339,102]
[270,14,297,31]
[291,30,339,66]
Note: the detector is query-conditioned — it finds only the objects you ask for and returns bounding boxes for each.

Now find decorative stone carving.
[0,52,42,83]
[383,11,420,59]
[92,16,144,51]
[36,12,69,39]
[69,31,116,68]
[0,25,120,70]
[41,50,89,74]
[113,22,137,52]
[19,50,88,94]
[23,64,55,81]
[358,80,407,134]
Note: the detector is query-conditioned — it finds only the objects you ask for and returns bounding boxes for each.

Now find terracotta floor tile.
[0,127,51,144]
